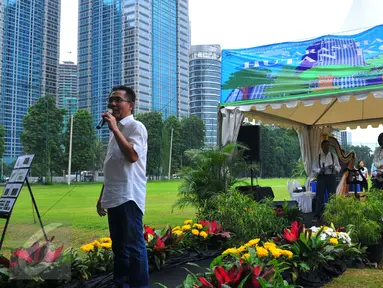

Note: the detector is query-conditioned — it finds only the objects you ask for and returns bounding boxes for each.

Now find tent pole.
[312,98,338,126]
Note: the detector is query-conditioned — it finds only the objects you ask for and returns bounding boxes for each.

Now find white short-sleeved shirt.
[101,115,148,214]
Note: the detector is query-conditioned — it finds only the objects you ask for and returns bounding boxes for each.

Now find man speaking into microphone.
[96,85,149,288]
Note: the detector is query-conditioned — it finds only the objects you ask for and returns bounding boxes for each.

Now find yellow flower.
[91,240,102,248]
[173,230,183,236]
[184,220,193,225]
[172,226,181,231]
[80,244,94,252]
[256,246,269,258]
[100,237,112,243]
[222,248,240,256]
[238,245,247,253]
[193,223,203,229]
[192,229,199,236]
[199,231,208,239]
[246,238,260,247]
[269,248,282,258]
[241,253,250,260]
[330,238,339,245]
[281,250,293,258]
[264,242,277,251]
[182,225,191,231]
[101,242,112,249]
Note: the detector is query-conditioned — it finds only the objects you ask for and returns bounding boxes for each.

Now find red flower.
[44,245,64,262]
[214,265,243,287]
[153,237,165,251]
[200,220,222,234]
[283,221,301,243]
[144,225,155,242]
[198,277,214,287]
[14,249,32,263]
[245,266,261,288]
[214,266,231,287]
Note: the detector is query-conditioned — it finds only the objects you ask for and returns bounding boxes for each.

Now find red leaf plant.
[200,220,231,239]
[282,221,302,243]
[9,241,64,268]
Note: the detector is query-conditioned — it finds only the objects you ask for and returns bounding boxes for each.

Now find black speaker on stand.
[237,125,261,188]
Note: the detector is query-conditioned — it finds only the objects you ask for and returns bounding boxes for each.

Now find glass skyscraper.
[189,45,221,146]
[0,0,61,163]
[58,61,78,130]
[78,0,190,141]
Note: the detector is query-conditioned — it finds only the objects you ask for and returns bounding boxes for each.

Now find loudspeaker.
[254,186,274,202]
[237,125,261,162]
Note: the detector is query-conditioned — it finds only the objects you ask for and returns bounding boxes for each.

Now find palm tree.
[173,143,253,216]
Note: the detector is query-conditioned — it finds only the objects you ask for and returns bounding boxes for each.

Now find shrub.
[323,195,382,245]
[173,144,252,218]
[202,190,286,245]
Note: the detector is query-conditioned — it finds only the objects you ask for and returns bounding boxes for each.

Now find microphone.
[96,108,113,129]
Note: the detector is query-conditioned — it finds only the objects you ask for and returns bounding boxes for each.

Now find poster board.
[0,155,34,217]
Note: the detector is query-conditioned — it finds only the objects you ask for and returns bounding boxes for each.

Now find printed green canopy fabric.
[220,25,383,129]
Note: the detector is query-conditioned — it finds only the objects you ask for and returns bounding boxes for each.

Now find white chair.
[287,179,314,213]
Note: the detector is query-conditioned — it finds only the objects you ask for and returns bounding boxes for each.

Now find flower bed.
[0,219,232,287]
[176,221,365,288]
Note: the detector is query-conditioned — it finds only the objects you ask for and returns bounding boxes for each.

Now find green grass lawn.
[1,178,380,286]
[0,178,292,254]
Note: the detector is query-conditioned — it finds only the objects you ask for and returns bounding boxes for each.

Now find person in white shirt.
[357,160,368,191]
[372,133,383,190]
[96,86,149,288]
[312,140,341,222]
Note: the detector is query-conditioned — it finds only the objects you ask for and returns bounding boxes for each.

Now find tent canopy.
[218,25,383,184]
[220,25,383,131]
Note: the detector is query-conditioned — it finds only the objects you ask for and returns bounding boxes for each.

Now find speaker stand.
[249,160,259,188]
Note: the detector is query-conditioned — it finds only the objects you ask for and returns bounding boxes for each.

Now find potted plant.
[323,195,383,263]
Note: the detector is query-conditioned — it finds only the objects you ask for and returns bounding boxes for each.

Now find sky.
[60,0,383,148]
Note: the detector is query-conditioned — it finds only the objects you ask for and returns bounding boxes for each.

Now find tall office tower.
[78,0,190,141]
[1,0,61,163]
[58,61,78,129]
[189,45,221,146]
[0,1,3,120]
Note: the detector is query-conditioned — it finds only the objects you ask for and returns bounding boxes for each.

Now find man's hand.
[102,111,118,132]
[328,164,335,170]
[97,200,107,217]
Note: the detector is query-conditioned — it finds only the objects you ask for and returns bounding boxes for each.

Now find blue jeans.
[108,201,149,288]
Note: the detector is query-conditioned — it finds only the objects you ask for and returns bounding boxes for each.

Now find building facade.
[58,61,78,129]
[78,0,190,141]
[1,0,61,162]
[189,45,221,146]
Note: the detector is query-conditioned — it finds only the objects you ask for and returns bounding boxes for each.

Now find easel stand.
[0,154,48,251]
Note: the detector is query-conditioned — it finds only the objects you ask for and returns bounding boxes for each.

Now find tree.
[162,116,182,176]
[222,68,273,100]
[135,111,163,179]
[180,116,205,166]
[0,125,4,159]
[260,126,301,178]
[65,109,95,173]
[343,144,373,171]
[21,95,66,182]
[92,139,107,172]
[173,144,249,217]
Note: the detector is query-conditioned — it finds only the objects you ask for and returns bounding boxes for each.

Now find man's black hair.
[321,140,330,146]
[110,85,136,103]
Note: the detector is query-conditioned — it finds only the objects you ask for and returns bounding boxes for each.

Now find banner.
[221,25,383,105]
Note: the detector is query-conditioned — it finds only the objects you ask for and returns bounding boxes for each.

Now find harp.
[327,136,356,195]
